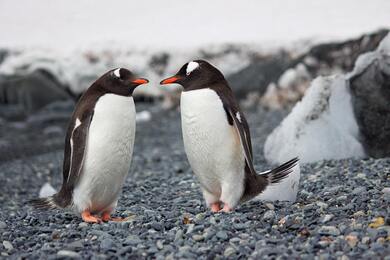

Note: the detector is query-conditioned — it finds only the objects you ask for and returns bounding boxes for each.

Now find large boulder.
[349,34,390,158]
[226,53,292,99]
[264,32,390,164]
[0,70,71,116]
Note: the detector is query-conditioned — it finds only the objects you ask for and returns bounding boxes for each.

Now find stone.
[349,33,390,158]
[2,241,13,251]
[262,210,276,221]
[0,70,71,115]
[318,226,340,236]
[57,250,80,258]
[216,231,228,240]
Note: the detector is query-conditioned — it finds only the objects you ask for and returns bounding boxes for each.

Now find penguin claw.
[220,204,232,213]
[81,211,102,223]
[102,212,128,222]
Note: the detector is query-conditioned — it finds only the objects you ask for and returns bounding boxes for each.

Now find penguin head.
[160,60,225,90]
[96,68,149,96]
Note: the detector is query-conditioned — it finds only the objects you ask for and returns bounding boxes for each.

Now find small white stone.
[2,241,13,251]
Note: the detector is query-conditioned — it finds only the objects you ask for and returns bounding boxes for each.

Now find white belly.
[73,94,136,213]
[181,89,245,196]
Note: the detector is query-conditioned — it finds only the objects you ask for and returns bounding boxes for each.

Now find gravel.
[0,102,389,258]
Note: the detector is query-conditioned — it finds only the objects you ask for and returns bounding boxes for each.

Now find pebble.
[262,210,276,221]
[216,231,228,240]
[3,241,13,251]
[224,246,236,257]
[57,250,80,258]
[318,226,340,236]
[0,104,389,259]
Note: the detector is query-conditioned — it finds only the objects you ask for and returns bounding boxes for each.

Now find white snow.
[254,162,300,202]
[264,75,366,164]
[39,182,56,198]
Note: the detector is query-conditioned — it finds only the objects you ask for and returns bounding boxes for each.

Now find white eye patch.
[113,68,121,78]
[186,61,199,76]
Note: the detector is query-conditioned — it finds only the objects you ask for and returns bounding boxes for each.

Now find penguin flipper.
[60,111,94,198]
[223,104,257,177]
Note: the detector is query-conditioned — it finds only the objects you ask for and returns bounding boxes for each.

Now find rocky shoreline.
[0,104,389,259]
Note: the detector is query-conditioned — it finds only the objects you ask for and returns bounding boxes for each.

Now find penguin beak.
[160,76,180,85]
[131,78,149,85]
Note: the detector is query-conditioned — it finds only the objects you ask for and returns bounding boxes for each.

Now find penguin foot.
[81,210,102,223]
[210,202,221,212]
[102,212,128,222]
[220,204,232,213]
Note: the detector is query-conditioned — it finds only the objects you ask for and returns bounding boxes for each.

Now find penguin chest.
[181,89,244,193]
[73,94,136,213]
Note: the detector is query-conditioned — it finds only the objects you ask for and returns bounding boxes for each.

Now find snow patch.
[39,182,56,198]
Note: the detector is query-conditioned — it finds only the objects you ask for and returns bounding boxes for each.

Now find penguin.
[160,60,298,212]
[30,68,149,223]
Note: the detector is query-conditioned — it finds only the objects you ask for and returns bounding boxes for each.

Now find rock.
[227,53,292,99]
[57,250,80,258]
[321,214,334,224]
[349,33,390,157]
[192,234,204,241]
[0,221,6,229]
[216,231,228,240]
[224,246,236,257]
[100,238,114,250]
[2,241,13,251]
[318,226,340,236]
[345,234,358,247]
[262,210,276,221]
[0,70,71,115]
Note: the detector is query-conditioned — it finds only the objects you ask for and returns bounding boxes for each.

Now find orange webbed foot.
[81,210,102,223]
[210,202,221,213]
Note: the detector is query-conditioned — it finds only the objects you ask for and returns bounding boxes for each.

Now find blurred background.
[0,0,389,162]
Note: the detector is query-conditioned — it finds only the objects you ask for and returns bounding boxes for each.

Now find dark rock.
[349,35,390,158]
[0,69,71,115]
[227,53,292,98]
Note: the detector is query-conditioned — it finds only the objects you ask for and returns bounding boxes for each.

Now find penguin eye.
[186,61,200,76]
[113,68,122,80]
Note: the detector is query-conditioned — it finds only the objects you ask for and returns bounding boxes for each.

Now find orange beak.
[131,78,149,85]
[160,76,180,85]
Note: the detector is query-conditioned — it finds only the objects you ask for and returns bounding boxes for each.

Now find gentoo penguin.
[30,68,149,223]
[160,60,298,212]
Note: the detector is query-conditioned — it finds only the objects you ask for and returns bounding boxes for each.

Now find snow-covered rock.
[0,45,257,99]
[264,32,390,164]
[264,75,365,164]
[254,162,300,202]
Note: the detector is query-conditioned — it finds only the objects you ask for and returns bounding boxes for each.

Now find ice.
[264,75,366,164]
[39,182,56,198]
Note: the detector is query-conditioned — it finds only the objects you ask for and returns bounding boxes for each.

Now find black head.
[93,68,149,96]
[160,60,226,91]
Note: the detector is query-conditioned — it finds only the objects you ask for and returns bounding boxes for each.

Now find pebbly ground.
[0,102,389,259]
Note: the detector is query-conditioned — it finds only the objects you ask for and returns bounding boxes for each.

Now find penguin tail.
[29,196,60,210]
[262,157,299,185]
